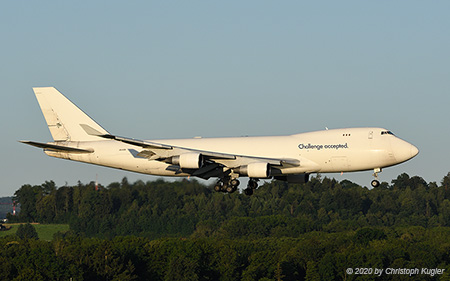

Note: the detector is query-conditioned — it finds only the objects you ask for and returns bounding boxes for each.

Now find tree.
[305,261,320,281]
[442,172,450,190]
[16,223,39,240]
[353,227,386,245]
[13,184,42,222]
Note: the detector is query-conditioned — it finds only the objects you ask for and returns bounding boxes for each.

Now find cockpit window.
[381,131,395,136]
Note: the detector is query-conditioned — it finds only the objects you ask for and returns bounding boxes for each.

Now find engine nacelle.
[171,153,203,169]
[274,174,310,184]
[235,162,271,178]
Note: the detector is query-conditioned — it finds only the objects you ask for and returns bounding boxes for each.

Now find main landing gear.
[243,178,258,196]
[214,177,240,194]
[371,168,382,188]
[213,177,259,196]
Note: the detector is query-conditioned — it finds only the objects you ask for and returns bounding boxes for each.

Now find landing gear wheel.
[226,185,237,193]
[214,177,240,194]
[226,179,239,193]
[248,179,258,190]
[230,179,240,187]
[220,184,228,193]
[214,183,222,192]
[244,188,254,196]
[244,179,258,196]
[371,180,380,188]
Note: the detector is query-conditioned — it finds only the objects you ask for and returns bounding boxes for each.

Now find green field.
[0,224,69,240]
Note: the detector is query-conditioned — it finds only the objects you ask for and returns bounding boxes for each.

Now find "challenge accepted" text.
[298,143,348,151]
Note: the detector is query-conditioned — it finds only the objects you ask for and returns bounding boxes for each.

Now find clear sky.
[1,1,449,196]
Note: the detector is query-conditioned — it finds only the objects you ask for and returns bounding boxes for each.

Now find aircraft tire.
[371,180,380,188]
[230,179,240,187]
[244,188,254,196]
[248,180,258,189]
[214,184,222,192]
[220,184,228,192]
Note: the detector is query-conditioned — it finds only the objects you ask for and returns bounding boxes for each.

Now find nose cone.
[411,144,419,158]
[392,138,419,163]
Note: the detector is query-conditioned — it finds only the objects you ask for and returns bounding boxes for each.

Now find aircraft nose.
[392,138,419,163]
[410,144,419,158]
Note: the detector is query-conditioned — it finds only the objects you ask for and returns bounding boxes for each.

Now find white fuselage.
[44,127,418,178]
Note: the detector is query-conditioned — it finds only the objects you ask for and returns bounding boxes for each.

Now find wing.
[97,133,318,179]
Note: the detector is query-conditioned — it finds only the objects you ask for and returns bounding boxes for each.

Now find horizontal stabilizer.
[20,141,94,154]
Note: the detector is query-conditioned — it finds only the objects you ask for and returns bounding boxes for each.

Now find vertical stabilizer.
[33,87,109,141]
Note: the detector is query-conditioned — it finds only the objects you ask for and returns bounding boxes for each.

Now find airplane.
[21,87,419,195]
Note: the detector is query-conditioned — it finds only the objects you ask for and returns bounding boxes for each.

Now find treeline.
[2,226,450,280]
[3,173,450,280]
[8,173,450,239]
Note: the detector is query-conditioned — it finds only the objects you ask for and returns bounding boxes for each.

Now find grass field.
[0,224,69,240]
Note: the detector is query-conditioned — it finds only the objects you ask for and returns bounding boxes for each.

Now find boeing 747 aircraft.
[22,87,419,195]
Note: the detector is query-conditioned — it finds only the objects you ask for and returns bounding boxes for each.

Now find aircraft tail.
[32,87,109,142]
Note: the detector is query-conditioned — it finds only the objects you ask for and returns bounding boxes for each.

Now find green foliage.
[16,223,38,240]
[5,172,450,279]
[353,227,387,245]
[9,173,450,239]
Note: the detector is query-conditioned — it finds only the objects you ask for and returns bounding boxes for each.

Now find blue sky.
[1,1,449,196]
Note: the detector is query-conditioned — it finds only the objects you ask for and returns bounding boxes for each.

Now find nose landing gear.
[371,168,382,188]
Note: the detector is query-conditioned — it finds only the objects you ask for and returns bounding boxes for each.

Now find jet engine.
[235,162,271,178]
[171,153,203,169]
